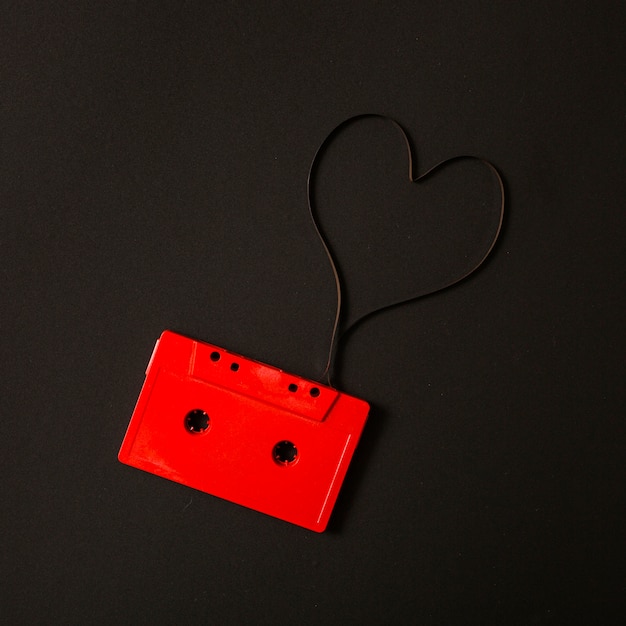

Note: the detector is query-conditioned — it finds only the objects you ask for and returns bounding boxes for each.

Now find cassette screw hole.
[210,351,220,362]
[185,409,210,433]
[288,383,298,392]
[310,387,320,397]
[230,362,239,371]
[273,441,298,466]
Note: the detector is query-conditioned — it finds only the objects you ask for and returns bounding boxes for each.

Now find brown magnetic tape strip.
[307,114,505,385]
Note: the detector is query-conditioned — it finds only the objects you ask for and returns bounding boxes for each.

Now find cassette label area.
[118,331,369,531]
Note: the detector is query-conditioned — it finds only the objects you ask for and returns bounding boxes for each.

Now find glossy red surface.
[118,331,369,531]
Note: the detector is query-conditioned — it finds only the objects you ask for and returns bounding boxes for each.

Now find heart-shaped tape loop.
[307,114,505,386]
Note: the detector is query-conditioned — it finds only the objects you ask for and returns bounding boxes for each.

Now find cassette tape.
[118,331,369,531]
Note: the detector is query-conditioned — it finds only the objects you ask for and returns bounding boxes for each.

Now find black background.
[2,2,624,624]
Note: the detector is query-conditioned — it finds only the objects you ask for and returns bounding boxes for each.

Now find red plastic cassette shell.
[118,331,369,532]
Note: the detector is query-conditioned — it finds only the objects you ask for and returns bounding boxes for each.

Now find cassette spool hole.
[273,441,298,466]
[310,387,320,397]
[230,362,239,371]
[184,409,210,433]
[210,351,220,362]
[288,383,298,392]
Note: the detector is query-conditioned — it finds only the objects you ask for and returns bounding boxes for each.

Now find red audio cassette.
[118,330,369,531]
